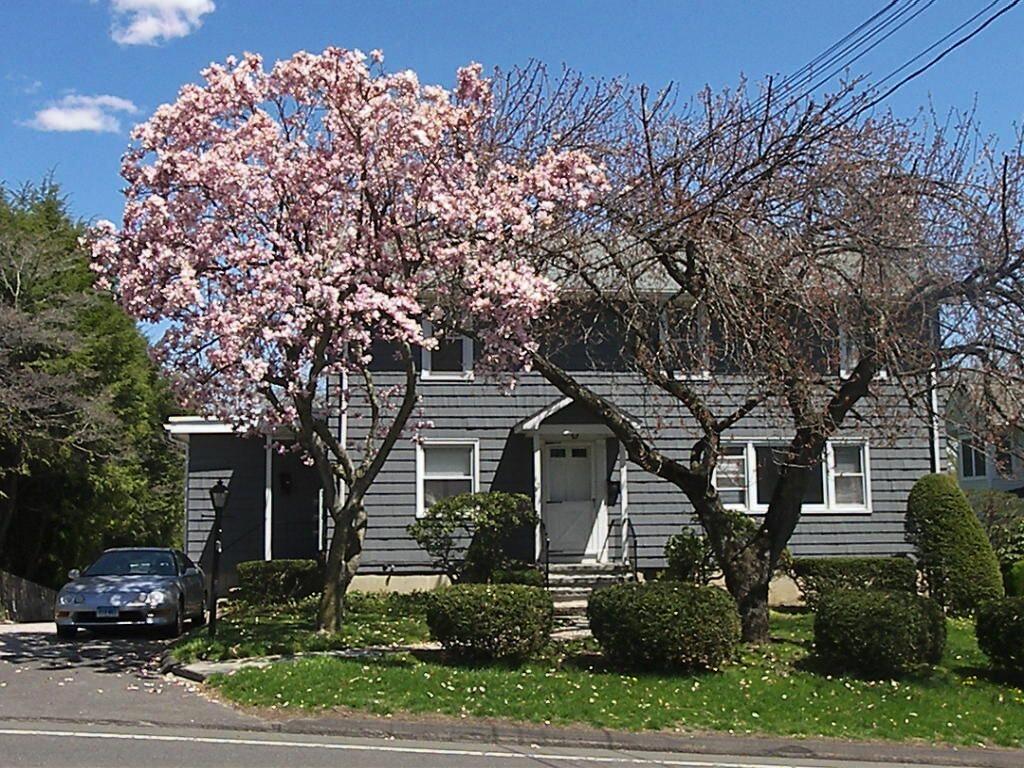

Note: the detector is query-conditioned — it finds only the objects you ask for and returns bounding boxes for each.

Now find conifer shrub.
[791,556,917,609]
[905,474,1003,615]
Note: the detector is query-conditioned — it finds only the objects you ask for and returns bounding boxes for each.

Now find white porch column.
[264,434,273,561]
[533,434,543,560]
[618,453,629,566]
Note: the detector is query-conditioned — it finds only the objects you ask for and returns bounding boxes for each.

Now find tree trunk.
[720,541,773,643]
[318,498,366,633]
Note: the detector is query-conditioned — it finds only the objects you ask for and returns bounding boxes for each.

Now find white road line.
[0,727,876,768]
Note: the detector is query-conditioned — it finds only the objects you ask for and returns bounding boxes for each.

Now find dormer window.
[658,303,711,381]
[839,330,888,380]
[421,319,473,381]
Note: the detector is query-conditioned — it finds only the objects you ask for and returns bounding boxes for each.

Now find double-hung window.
[714,445,748,508]
[830,443,867,507]
[659,303,711,380]
[416,440,479,517]
[422,320,473,380]
[718,440,870,512]
[961,440,988,478]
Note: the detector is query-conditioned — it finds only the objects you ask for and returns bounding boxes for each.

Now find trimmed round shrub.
[236,559,321,604]
[814,589,946,678]
[906,474,1004,616]
[426,584,552,661]
[587,582,740,671]
[791,556,917,610]
[975,597,1024,676]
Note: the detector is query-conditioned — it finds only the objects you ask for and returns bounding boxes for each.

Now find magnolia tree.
[91,48,603,630]
[500,73,1024,642]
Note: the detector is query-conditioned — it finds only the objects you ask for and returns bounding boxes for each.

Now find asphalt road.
[0,623,1013,768]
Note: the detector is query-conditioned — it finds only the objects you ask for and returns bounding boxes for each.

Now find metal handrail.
[537,518,551,589]
[622,517,640,582]
[598,518,621,564]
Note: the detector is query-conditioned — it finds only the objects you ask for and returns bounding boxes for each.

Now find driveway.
[0,622,259,730]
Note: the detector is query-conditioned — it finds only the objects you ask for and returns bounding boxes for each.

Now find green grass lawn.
[172,592,432,662]
[208,611,1024,748]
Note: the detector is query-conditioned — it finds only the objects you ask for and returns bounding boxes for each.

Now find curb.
[166,662,1024,768]
[158,650,206,683]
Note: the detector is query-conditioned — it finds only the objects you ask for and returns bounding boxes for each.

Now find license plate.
[96,606,119,618]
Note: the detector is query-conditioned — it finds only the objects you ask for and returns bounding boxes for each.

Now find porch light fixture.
[208,479,229,637]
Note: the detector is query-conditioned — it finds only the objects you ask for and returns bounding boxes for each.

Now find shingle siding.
[185,434,266,587]
[183,371,932,576]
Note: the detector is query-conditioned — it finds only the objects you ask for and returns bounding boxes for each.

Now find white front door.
[542,441,605,562]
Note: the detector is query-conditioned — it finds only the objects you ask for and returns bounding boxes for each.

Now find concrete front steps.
[547,562,634,637]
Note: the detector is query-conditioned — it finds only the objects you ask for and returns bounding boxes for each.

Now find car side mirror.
[184,567,199,577]
[67,569,80,580]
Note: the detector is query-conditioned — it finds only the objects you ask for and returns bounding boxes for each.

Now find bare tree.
[495,70,1024,642]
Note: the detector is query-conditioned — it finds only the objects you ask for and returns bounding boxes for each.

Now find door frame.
[536,433,609,564]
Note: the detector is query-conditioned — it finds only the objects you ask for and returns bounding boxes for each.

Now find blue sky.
[2,1,1022,225]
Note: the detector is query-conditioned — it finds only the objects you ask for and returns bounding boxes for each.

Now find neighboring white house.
[952,429,1024,495]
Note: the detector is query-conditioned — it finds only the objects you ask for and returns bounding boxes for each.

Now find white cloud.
[24,94,139,133]
[109,0,215,46]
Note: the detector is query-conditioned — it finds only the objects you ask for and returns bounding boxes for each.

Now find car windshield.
[84,551,176,577]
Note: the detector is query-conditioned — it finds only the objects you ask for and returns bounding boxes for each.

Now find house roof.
[513,396,640,433]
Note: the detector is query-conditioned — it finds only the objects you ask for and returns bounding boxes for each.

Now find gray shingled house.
[167,328,943,595]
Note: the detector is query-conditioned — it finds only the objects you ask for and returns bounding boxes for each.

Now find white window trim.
[415,438,480,518]
[710,444,750,511]
[421,319,474,381]
[827,440,872,512]
[838,329,889,380]
[718,438,872,514]
[659,306,712,381]
[960,439,988,479]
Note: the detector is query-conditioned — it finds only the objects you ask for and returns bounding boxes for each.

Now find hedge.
[588,582,740,671]
[975,597,1024,677]
[814,589,946,678]
[791,556,917,609]
[236,559,321,604]
[426,584,552,661]
[1004,561,1024,597]
[491,568,546,588]
[906,474,1004,616]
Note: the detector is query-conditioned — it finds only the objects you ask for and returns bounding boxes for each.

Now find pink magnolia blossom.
[90,48,604,432]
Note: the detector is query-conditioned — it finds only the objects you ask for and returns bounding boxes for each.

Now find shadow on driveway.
[0,623,261,729]
[0,623,169,677]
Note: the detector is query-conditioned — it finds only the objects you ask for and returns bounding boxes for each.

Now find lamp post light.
[208,479,229,638]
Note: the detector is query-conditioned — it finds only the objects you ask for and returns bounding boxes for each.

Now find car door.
[175,551,202,614]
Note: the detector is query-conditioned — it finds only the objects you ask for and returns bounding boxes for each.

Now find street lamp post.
[208,479,229,638]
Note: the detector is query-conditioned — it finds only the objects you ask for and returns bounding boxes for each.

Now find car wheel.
[55,625,76,640]
[192,597,207,627]
[162,601,184,638]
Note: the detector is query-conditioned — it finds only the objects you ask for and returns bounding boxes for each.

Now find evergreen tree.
[0,179,181,586]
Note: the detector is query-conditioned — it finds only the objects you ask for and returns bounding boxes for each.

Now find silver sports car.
[54,548,206,639]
